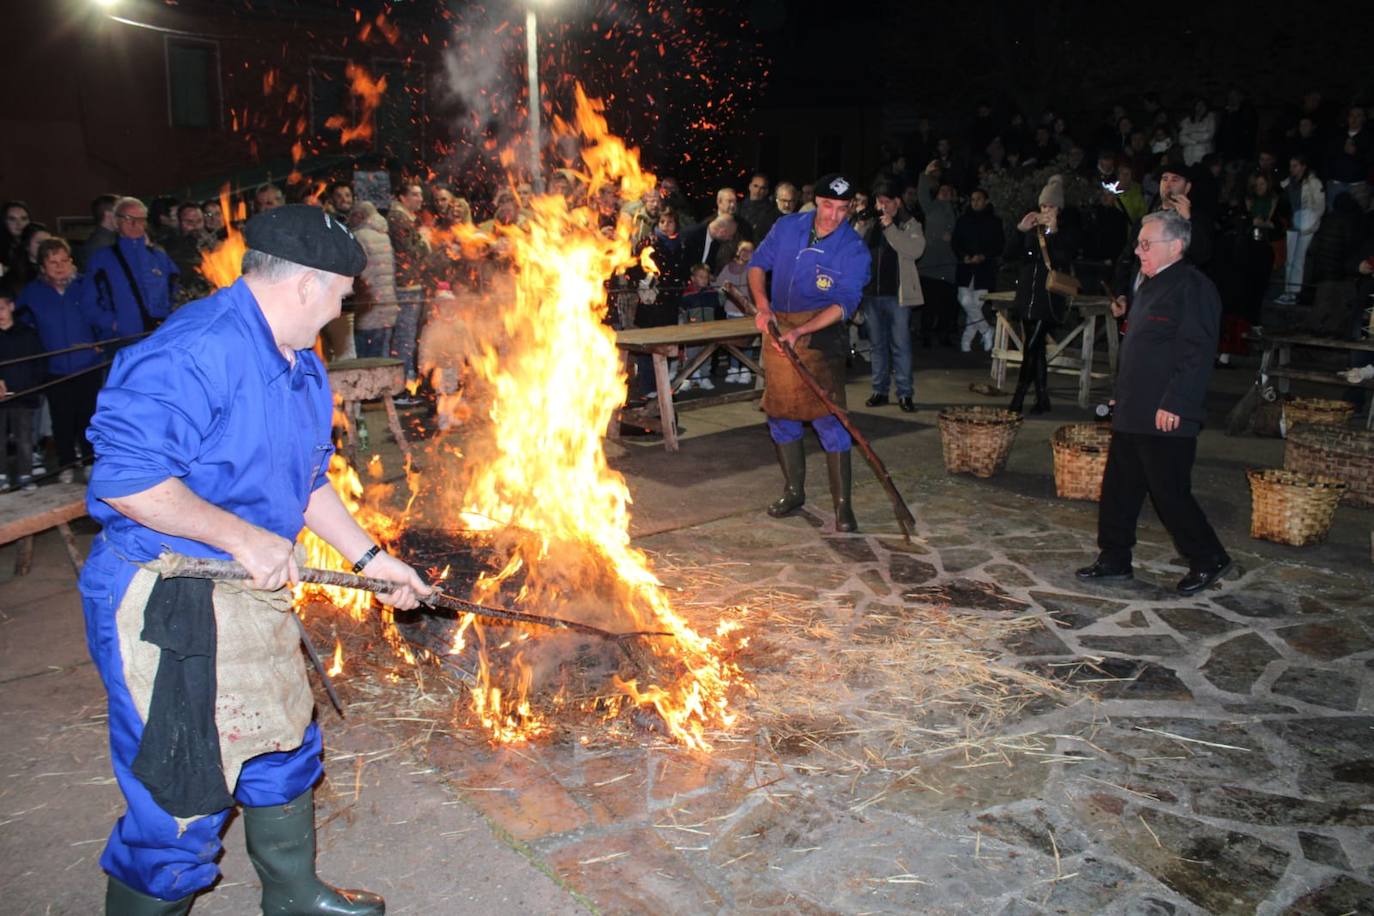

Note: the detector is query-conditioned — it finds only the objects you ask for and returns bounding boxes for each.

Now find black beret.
[243,204,367,277]
[813,173,856,201]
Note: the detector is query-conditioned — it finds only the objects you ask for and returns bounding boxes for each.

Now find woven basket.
[1247,468,1345,546]
[1283,397,1355,431]
[1284,425,1374,509]
[938,407,1023,478]
[1051,424,1112,501]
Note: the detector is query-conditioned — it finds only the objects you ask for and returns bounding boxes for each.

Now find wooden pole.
[148,552,672,642]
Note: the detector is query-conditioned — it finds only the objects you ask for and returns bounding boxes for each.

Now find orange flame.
[199,185,247,289]
[432,86,743,748]
[327,639,344,676]
[325,63,387,146]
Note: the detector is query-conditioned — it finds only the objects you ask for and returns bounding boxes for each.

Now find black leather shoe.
[1177,554,1233,594]
[865,393,889,407]
[898,397,915,413]
[1075,559,1133,581]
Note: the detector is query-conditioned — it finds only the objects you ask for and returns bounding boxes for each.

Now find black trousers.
[1097,431,1225,567]
[48,371,103,467]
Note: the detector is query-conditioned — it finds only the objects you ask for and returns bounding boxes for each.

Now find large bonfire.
[301,86,745,750]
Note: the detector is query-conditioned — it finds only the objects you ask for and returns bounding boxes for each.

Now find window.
[165,38,220,129]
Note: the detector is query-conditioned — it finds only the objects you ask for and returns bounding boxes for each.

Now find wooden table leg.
[1079,314,1097,408]
[57,522,83,574]
[652,352,679,452]
[992,314,1008,388]
[381,394,413,459]
[14,534,34,576]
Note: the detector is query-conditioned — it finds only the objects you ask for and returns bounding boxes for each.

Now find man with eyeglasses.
[1077,209,1231,594]
[83,197,179,340]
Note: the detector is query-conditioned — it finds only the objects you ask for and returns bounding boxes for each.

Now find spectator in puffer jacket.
[348,201,399,359]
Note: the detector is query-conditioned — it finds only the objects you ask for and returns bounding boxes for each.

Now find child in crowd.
[0,284,44,491]
[715,241,756,384]
[679,263,719,391]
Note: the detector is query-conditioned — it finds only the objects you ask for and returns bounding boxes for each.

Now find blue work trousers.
[79,542,324,901]
[768,416,851,452]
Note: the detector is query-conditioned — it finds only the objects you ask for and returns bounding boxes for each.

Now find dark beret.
[243,204,367,277]
[813,173,856,201]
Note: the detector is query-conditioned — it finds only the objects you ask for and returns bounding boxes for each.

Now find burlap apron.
[117,567,314,829]
[760,309,848,421]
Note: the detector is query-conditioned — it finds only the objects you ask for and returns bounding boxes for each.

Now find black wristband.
[351,544,382,574]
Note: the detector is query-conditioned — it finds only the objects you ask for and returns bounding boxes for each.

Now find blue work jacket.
[85,278,335,565]
[83,235,180,337]
[749,211,870,319]
[17,275,112,376]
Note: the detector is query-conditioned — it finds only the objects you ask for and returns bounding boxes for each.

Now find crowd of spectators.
[2,85,1373,490]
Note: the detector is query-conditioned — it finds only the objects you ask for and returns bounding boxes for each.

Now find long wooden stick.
[149,552,672,642]
[720,284,918,541]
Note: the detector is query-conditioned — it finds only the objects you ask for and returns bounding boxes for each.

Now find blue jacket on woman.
[18,274,112,376]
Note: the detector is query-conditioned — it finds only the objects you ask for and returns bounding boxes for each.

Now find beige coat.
[879,215,927,306]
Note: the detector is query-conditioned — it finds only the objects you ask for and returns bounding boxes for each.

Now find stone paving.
[6,359,1374,915]
[408,454,1374,916]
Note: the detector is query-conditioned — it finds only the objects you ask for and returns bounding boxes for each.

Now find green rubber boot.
[243,790,385,916]
[827,450,858,533]
[766,439,806,517]
[105,876,194,915]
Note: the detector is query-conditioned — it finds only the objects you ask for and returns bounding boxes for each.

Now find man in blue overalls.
[80,205,431,915]
[748,174,871,532]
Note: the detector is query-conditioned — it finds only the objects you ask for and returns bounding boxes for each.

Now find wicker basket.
[1247,468,1345,546]
[1283,397,1355,431]
[1051,424,1113,501]
[938,407,1023,478]
[1284,425,1374,509]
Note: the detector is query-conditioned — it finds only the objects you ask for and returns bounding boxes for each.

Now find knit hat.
[1038,175,1065,209]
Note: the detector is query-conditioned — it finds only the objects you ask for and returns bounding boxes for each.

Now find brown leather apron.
[761,309,847,421]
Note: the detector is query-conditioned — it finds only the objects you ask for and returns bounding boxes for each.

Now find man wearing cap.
[1112,162,1213,310]
[748,173,871,532]
[80,205,431,915]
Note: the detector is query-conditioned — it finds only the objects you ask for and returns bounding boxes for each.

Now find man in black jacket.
[1078,210,1232,594]
[1112,163,1213,299]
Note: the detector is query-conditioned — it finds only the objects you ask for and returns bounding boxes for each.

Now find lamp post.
[525,5,543,193]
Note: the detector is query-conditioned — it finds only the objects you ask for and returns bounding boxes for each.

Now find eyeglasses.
[45,254,73,266]
[1135,234,1174,252]
[117,215,148,223]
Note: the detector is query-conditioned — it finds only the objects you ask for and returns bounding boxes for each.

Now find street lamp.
[525,3,545,193]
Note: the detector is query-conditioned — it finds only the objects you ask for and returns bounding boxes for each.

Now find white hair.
[1141,209,1192,251]
[241,249,330,284]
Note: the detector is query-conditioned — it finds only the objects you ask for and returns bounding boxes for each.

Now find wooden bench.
[1224,333,1374,434]
[613,317,764,452]
[985,294,1119,408]
[0,483,88,576]
[327,357,413,462]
